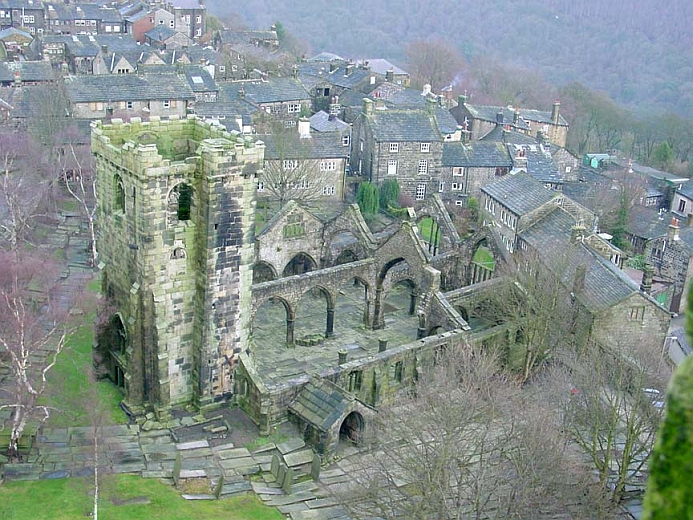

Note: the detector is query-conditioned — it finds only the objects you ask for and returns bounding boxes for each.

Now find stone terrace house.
[221,78,312,132]
[0,60,53,86]
[119,3,154,43]
[191,82,258,131]
[671,181,693,219]
[646,218,693,314]
[481,172,596,254]
[450,98,569,148]
[144,25,191,49]
[625,205,670,255]
[440,140,512,206]
[65,72,194,119]
[518,207,670,357]
[259,119,349,203]
[0,0,45,36]
[351,97,462,201]
[165,0,205,40]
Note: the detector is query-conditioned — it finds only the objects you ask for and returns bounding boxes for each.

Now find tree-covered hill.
[206,0,693,117]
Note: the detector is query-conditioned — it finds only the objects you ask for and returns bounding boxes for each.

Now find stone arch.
[325,228,369,266]
[168,183,193,226]
[252,261,278,284]
[428,325,445,336]
[251,296,296,346]
[459,227,505,285]
[96,314,127,388]
[333,249,359,266]
[339,411,364,445]
[336,275,372,328]
[295,285,336,343]
[414,194,460,253]
[469,238,496,284]
[416,215,443,256]
[114,174,125,213]
[283,252,318,277]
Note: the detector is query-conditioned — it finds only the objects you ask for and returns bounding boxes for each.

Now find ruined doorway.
[283,253,317,277]
[339,411,364,445]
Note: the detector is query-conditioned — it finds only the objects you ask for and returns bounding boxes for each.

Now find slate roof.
[145,26,179,42]
[677,182,693,201]
[0,61,53,82]
[309,110,349,133]
[465,103,568,127]
[562,167,620,213]
[368,83,427,108]
[307,52,344,62]
[357,58,408,76]
[0,27,32,41]
[65,73,194,102]
[225,78,310,104]
[182,66,217,93]
[443,141,512,168]
[626,206,671,240]
[288,379,352,433]
[519,208,655,313]
[481,172,558,216]
[217,29,278,46]
[42,34,100,57]
[367,108,444,142]
[192,82,257,120]
[298,61,374,90]
[261,132,349,160]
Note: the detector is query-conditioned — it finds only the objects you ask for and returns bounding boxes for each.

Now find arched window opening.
[169,183,193,225]
[114,175,125,213]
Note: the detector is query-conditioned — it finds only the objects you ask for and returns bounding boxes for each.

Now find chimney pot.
[552,101,561,124]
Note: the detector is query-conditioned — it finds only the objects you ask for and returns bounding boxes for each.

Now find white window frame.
[257,181,265,192]
[387,159,397,176]
[283,159,299,171]
[320,160,337,172]
[438,181,445,192]
[418,159,428,175]
[342,134,350,147]
[420,142,430,153]
[452,167,464,176]
[322,185,335,196]
[163,100,171,108]
[126,101,133,109]
[287,102,301,114]
[389,142,399,153]
[415,183,426,201]
[196,15,202,23]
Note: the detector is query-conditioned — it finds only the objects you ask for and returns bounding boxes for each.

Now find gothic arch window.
[168,183,193,225]
[114,174,125,213]
[171,247,187,259]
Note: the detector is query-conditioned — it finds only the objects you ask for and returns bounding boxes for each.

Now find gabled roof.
[309,110,349,133]
[562,167,619,213]
[65,73,194,102]
[216,29,278,46]
[192,82,257,120]
[465,103,568,127]
[481,172,558,216]
[443,141,512,168]
[225,78,310,104]
[298,61,374,90]
[145,26,179,42]
[182,66,217,93]
[519,208,662,313]
[368,83,427,108]
[626,206,671,240]
[261,132,349,160]
[357,58,408,76]
[306,52,344,62]
[677,182,693,201]
[0,61,53,82]
[288,379,353,433]
[366,108,444,142]
[0,27,32,41]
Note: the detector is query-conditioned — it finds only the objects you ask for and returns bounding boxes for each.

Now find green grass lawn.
[417,216,440,246]
[472,246,495,270]
[43,274,126,428]
[0,475,284,520]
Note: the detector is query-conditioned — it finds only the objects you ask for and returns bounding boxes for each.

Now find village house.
[144,25,191,49]
[64,72,194,119]
[450,96,569,148]
[351,97,462,201]
[119,2,154,43]
[258,118,349,203]
[191,82,258,131]
[164,0,205,40]
[0,26,33,58]
[0,0,45,36]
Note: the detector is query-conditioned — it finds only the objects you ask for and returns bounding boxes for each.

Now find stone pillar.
[416,312,427,339]
[363,298,371,328]
[409,290,417,315]
[641,264,654,294]
[378,339,388,352]
[286,317,295,346]
[373,288,384,329]
[338,349,348,365]
[326,307,335,337]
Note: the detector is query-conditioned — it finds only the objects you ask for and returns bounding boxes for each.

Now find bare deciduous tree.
[405,38,464,91]
[260,124,339,208]
[0,251,71,461]
[336,345,600,519]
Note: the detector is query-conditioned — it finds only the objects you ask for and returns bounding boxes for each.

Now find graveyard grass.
[0,475,284,520]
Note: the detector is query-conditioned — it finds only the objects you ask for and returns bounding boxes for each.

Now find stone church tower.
[92,116,263,416]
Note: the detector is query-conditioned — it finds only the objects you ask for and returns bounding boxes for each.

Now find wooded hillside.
[206,0,693,118]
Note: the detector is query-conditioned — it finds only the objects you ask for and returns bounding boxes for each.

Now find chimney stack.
[572,263,586,294]
[668,217,680,242]
[363,98,373,116]
[552,101,561,125]
[640,264,654,294]
[513,108,520,125]
[422,84,432,97]
[571,222,586,243]
[458,93,468,106]
[385,68,394,83]
[496,109,504,125]
[298,117,311,139]
[687,213,693,228]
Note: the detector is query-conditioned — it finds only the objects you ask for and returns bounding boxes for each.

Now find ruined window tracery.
[168,183,192,225]
[114,174,125,213]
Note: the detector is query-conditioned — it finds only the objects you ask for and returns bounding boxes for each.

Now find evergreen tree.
[379,178,400,210]
[642,285,693,519]
[357,182,379,217]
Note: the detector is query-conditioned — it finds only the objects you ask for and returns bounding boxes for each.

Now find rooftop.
[482,172,558,216]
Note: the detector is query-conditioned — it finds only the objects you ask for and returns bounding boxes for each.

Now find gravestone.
[271,453,280,478]
[311,453,321,481]
[281,466,293,494]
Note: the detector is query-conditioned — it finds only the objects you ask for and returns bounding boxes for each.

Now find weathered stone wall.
[646,235,691,314]
[591,293,670,358]
[372,141,444,201]
[94,116,264,413]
